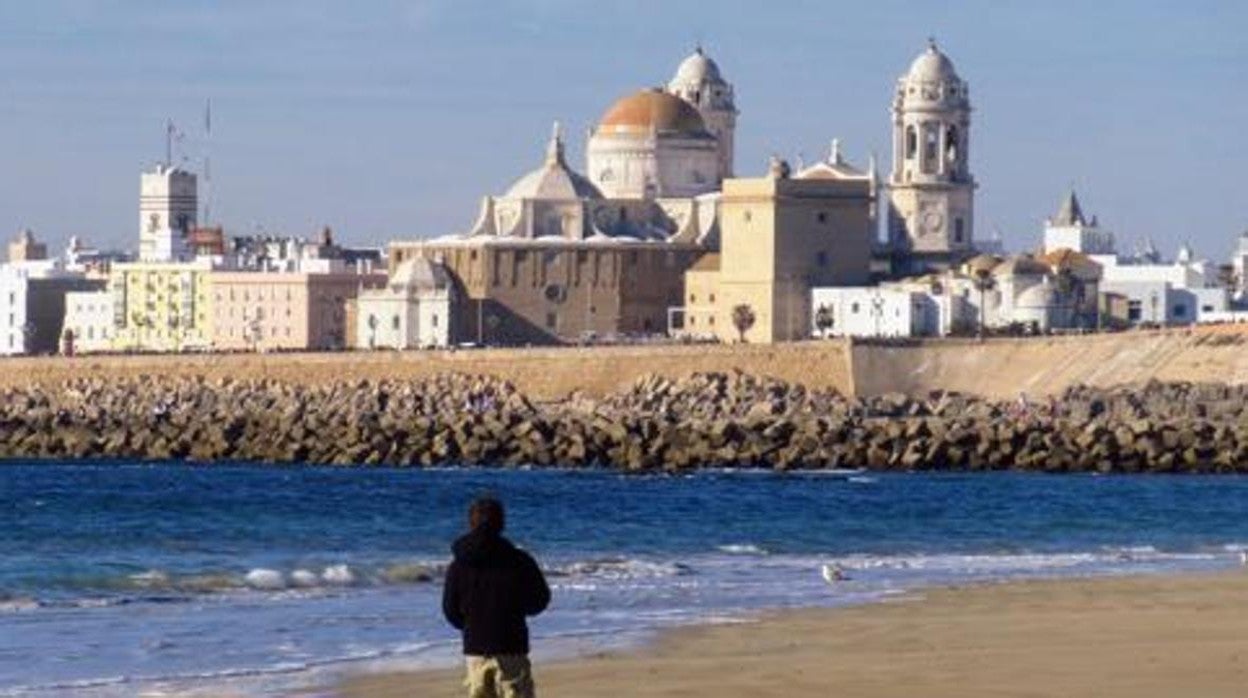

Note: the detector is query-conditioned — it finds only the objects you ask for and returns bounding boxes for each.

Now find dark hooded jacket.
[442,527,551,656]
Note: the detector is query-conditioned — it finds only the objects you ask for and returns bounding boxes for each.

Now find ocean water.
[3,463,1248,696]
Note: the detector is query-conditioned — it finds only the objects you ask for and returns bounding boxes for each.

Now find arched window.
[946,125,959,163]
[905,126,917,159]
[923,126,938,172]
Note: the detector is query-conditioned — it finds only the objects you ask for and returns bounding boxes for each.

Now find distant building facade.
[390,124,712,345]
[8,229,47,263]
[63,290,115,354]
[209,269,383,351]
[108,259,213,352]
[0,260,104,355]
[694,156,876,343]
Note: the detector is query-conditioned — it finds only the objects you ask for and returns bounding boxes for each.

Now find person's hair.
[468,497,505,535]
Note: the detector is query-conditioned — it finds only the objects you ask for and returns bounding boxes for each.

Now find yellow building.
[109,260,214,352]
[689,152,876,343]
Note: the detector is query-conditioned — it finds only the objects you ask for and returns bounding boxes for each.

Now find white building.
[63,290,115,354]
[1042,190,1115,256]
[0,260,103,355]
[355,258,453,350]
[810,287,922,338]
[139,164,197,262]
[1096,246,1226,325]
[1039,190,1229,325]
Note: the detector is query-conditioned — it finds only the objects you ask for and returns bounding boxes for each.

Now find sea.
[3,462,1248,696]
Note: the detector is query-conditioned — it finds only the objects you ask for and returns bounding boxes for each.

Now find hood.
[452,527,518,568]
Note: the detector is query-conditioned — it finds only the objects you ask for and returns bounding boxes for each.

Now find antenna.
[165,119,175,167]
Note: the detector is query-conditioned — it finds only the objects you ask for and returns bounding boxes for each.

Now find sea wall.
[0,372,1245,472]
[851,327,1248,398]
[0,341,855,400]
[3,326,1245,401]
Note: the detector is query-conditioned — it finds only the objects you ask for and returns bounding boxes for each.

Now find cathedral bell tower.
[887,40,975,271]
[667,46,737,180]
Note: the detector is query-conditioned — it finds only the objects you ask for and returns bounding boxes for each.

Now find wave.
[716,543,769,556]
[547,557,694,581]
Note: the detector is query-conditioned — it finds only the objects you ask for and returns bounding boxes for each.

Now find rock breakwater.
[0,372,1245,472]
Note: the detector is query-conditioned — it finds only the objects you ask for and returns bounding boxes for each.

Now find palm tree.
[731,304,756,343]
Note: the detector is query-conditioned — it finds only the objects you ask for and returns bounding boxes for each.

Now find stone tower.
[666,46,737,180]
[887,40,975,270]
[139,163,197,262]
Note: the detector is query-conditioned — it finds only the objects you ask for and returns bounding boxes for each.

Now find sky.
[0,0,1244,260]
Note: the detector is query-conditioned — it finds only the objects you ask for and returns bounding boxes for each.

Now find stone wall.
[0,340,856,400]
[1,326,1245,401]
[851,328,1248,398]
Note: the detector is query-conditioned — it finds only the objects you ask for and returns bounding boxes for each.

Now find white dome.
[672,47,723,85]
[906,41,960,83]
[504,125,603,200]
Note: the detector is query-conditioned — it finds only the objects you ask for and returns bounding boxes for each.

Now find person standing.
[443,497,551,698]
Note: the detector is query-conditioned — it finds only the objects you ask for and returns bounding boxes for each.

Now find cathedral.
[389,42,978,345]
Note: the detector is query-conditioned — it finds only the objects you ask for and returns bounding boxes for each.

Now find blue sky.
[0,1,1244,260]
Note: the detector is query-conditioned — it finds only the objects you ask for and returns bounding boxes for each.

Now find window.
[816,212,828,224]
[629,251,639,266]
[1127,300,1143,322]
[1172,304,1187,318]
[1202,305,1214,313]
[905,126,917,159]
[817,251,828,267]
[851,302,860,314]
[690,316,697,327]
[923,127,938,172]
[545,312,557,329]
[954,218,965,243]
[432,314,438,327]
[392,315,400,330]
[690,294,697,304]
[709,316,715,326]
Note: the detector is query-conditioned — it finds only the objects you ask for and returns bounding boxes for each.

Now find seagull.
[821,563,849,584]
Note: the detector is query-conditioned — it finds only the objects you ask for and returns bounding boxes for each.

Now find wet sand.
[337,571,1248,698]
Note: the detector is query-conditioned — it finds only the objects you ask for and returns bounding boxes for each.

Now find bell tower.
[887,40,975,271]
[667,46,737,180]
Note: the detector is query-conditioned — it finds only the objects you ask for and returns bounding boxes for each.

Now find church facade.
[390,42,977,345]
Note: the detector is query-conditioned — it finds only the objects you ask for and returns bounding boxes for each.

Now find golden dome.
[597,89,709,136]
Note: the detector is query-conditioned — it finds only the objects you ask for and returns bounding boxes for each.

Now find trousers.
[464,654,535,698]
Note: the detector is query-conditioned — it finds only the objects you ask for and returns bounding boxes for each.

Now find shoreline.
[334,569,1248,698]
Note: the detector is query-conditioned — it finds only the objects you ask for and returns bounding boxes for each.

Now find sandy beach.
[338,571,1248,698]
